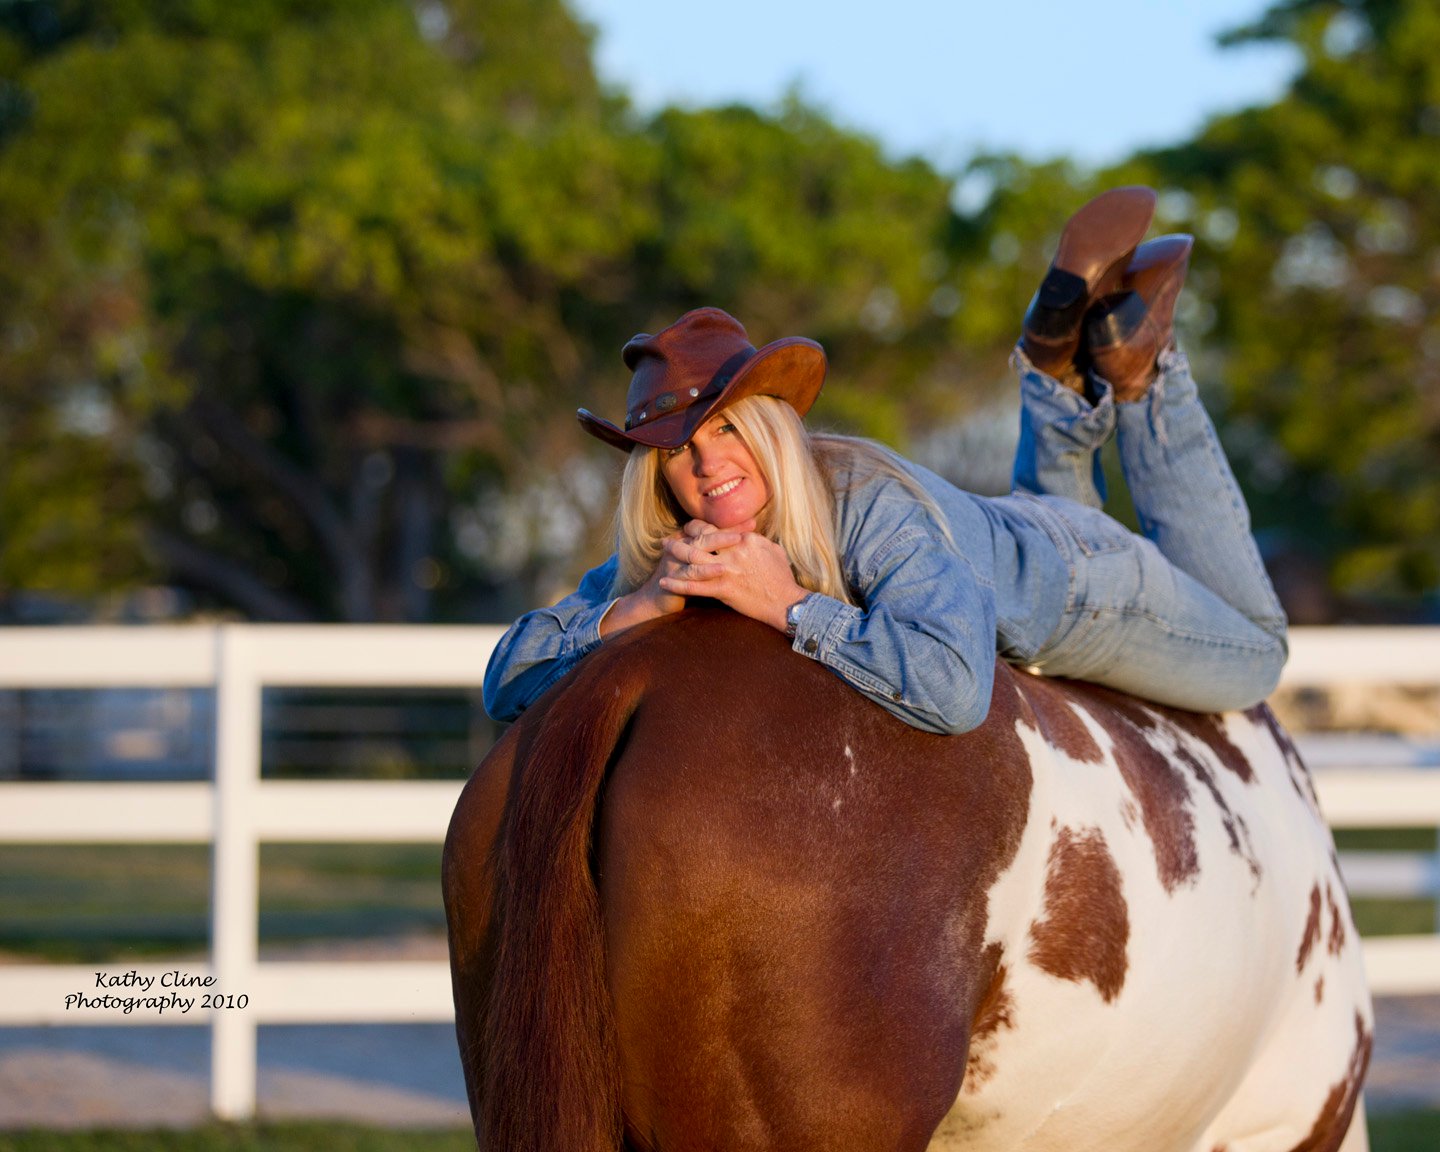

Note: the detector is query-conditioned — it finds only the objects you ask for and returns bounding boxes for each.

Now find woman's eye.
[717,423,736,434]
[665,444,687,459]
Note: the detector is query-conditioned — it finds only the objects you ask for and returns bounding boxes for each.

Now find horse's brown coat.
[447,611,1039,1151]
[597,625,1037,1149]
[444,610,1371,1152]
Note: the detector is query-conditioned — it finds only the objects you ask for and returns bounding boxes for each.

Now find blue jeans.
[1009,344,1288,712]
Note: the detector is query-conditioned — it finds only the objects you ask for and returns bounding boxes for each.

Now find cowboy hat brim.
[578,337,826,451]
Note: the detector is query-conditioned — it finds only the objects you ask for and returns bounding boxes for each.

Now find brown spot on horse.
[1027,826,1129,1003]
[1286,1014,1372,1152]
[1169,711,1256,783]
[1296,884,1323,973]
[1173,741,1263,883]
[1248,703,1321,808]
[1062,683,1200,893]
[1326,884,1347,957]
[1017,675,1104,764]
[963,944,1015,1092]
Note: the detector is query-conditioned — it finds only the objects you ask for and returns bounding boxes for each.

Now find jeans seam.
[1096,604,1284,653]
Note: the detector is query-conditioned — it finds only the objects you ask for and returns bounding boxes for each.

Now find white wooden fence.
[0,624,1437,1121]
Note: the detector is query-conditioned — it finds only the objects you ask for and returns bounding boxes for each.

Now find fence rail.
[0,624,1437,1120]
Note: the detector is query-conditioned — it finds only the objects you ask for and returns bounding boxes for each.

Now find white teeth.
[706,478,742,498]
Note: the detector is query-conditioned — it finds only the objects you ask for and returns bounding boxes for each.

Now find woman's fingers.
[660,533,780,591]
[683,518,756,550]
[658,572,718,596]
[670,534,744,565]
[659,533,805,633]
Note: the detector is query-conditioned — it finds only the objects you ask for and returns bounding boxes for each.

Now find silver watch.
[784,594,810,639]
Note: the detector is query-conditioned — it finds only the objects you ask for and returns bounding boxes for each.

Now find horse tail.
[480,659,645,1152]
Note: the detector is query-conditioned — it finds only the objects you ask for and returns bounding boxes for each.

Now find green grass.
[0,845,211,961]
[0,844,446,963]
[1371,1110,1440,1152]
[1351,897,1439,937]
[0,1126,473,1151]
[0,1115,1433,1151]
[1333,828,1437,852]
[1332,827,1438,938]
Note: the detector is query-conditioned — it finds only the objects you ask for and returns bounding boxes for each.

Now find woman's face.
[660,411,770,529]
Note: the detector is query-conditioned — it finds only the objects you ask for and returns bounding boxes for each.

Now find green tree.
[1116,0,1440,607]
[0,0,631,619]
[0,1,1023,621]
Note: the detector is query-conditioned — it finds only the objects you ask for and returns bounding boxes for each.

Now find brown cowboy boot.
[1085,234,1194,402]
[1021,186,1157,389]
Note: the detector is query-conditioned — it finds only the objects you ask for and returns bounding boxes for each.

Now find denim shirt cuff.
[559,599,616,660]
[788,592,857,659]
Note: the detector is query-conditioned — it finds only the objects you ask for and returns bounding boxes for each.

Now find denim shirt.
[482,451,1070,734]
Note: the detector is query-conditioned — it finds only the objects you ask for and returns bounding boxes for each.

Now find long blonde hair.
[611,394,944,603]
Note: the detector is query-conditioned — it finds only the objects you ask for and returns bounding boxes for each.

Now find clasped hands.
[601,519,807,638]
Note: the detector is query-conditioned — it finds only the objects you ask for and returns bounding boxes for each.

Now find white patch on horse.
[933,705,1372,1152]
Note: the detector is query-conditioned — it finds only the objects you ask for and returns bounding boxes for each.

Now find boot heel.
[1024,268,1088,341]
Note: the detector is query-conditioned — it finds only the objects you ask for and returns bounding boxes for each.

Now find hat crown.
[620,309,756,430]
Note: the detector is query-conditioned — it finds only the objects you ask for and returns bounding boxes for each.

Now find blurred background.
[1,0,1436,630]
[0,0,1437,1147]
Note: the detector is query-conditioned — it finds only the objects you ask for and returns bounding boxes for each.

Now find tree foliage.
[1115,0,1440,603]
[0,0,1030,620]
[1,0,1435,621]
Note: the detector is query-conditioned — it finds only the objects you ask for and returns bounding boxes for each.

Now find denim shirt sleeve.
[787,478,998,736]
[481,554,620,722]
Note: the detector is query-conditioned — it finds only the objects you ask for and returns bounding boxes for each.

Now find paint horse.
[444,610,1372,1152]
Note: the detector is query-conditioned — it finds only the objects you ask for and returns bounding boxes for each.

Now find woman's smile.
[704,477,744,499]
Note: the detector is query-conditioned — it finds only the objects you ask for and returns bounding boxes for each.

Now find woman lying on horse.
[483,186,1288,734]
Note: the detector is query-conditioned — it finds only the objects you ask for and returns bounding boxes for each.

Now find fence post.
[211,625,261,1120]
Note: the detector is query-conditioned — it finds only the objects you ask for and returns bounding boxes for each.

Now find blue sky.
[568,0,1300,169]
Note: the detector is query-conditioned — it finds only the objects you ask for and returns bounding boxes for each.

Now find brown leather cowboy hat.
[577,307,827,451]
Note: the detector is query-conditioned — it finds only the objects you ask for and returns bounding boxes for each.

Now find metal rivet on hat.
[638,411,647,422]
[689,388,699,397]
[656,392,678,413]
